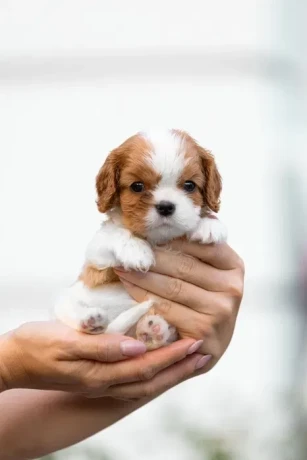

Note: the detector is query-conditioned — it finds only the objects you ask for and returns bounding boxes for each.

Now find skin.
[114,241,244,377]
[0,323,200,397]
[0,242,244,459]
[0,338,203,460]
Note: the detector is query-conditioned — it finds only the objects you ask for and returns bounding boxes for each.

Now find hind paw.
[136,315,177,350]
[79,308,107,334]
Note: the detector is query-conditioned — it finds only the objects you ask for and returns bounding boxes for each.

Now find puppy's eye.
[183,181,196,192]
[130,182,145,193]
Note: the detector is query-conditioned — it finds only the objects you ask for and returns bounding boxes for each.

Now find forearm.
[0,389,145,460]
[0,324,198,459]
[0,336,144,459]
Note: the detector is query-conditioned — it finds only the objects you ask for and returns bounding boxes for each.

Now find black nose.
[155,201,176,217]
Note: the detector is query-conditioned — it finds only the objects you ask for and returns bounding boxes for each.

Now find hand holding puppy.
[0,322,206,398]
[54,129,229,351]
[115,241,244,375]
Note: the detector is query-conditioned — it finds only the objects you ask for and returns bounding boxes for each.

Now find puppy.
[54,129,227,350]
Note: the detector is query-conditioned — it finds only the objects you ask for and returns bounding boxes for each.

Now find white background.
[1,1,307,459]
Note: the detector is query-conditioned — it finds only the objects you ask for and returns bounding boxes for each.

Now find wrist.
[0,334,12,392]
[0,331,25,392]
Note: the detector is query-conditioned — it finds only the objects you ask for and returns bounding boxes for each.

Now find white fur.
[106,300,153,334]
[86,220,155,271]
[189,216,228,244]
[54,280,153,334]
[54,221,155,333]
[54,130,228,344]
[146,187,202,244]
[141,129,187,186]
[54,214,227,337]
[140,130,202,244]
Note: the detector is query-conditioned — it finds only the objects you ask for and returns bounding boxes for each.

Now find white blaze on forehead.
[140,129,188,186]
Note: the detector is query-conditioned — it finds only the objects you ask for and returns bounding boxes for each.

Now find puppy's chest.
[81,233,188,291]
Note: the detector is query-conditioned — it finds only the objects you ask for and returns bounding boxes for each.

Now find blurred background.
[1,1,307,459]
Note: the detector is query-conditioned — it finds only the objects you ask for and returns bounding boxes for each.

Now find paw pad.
[80,312,106,334]
[136,315,177,350]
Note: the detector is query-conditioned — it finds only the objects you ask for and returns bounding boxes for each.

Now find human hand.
[0,321,207,398]
[115,242,244,374]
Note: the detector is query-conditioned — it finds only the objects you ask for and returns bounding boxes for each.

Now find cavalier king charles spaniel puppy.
[54,129,227,350]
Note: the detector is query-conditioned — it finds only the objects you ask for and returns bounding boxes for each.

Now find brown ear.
[198,146,222,213]
[96,149,120,213]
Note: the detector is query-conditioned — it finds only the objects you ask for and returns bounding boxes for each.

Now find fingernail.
[195,354,212,370]
[187,340,203,355]
[120,340,147,356]
[119,278,134,288]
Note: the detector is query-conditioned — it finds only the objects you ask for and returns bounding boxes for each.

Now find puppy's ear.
[96,149,120,213]
[198,146,222,213]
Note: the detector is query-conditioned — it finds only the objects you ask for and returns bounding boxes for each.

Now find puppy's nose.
[155,201,176,217]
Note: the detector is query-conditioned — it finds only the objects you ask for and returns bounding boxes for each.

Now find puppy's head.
[96,129,222,243]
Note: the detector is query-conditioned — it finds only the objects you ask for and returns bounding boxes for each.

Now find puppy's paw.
[190,216,227,244]
[136,314,178,350]
[78,306,108,334]
[115,238,155,272]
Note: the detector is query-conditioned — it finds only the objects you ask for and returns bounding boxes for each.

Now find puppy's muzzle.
[155,201,176,217]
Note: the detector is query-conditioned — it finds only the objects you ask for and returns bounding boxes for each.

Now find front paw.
[190,216,227,244]
[114,238,155,272]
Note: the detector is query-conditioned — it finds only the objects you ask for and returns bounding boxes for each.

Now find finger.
[118,279,233,355]
[115,269,222,311]
[92,338,197,387]
[69,332,147,363]
[151,249,236,291]
[117,279,215,341]
[168,241,244,271]
[105,353,212,399]
[119,279,148,303]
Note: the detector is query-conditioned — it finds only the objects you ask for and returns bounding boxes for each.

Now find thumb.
[72,332,147,362]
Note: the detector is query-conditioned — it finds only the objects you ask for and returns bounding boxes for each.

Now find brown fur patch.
[175,130,222,213]
[96,134,161,236]
[119,142,161,234]
[79,265,119,289]
[96,129,222,234]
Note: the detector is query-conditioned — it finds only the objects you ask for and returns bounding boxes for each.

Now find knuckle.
[81,373,106,392]
[166,278,183,299]
[194,320,213,341]
[157,299,173,316]
[227,277,244,299]
[176,255,195,278]
[138,365,156,382]
[86,378,106,393]
[217,301,233,323]
[219,292,236,312]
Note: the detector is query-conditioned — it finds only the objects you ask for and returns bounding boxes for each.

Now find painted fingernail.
[187,340,203,355]
[195,354,212,370]
[120,340,147,356]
